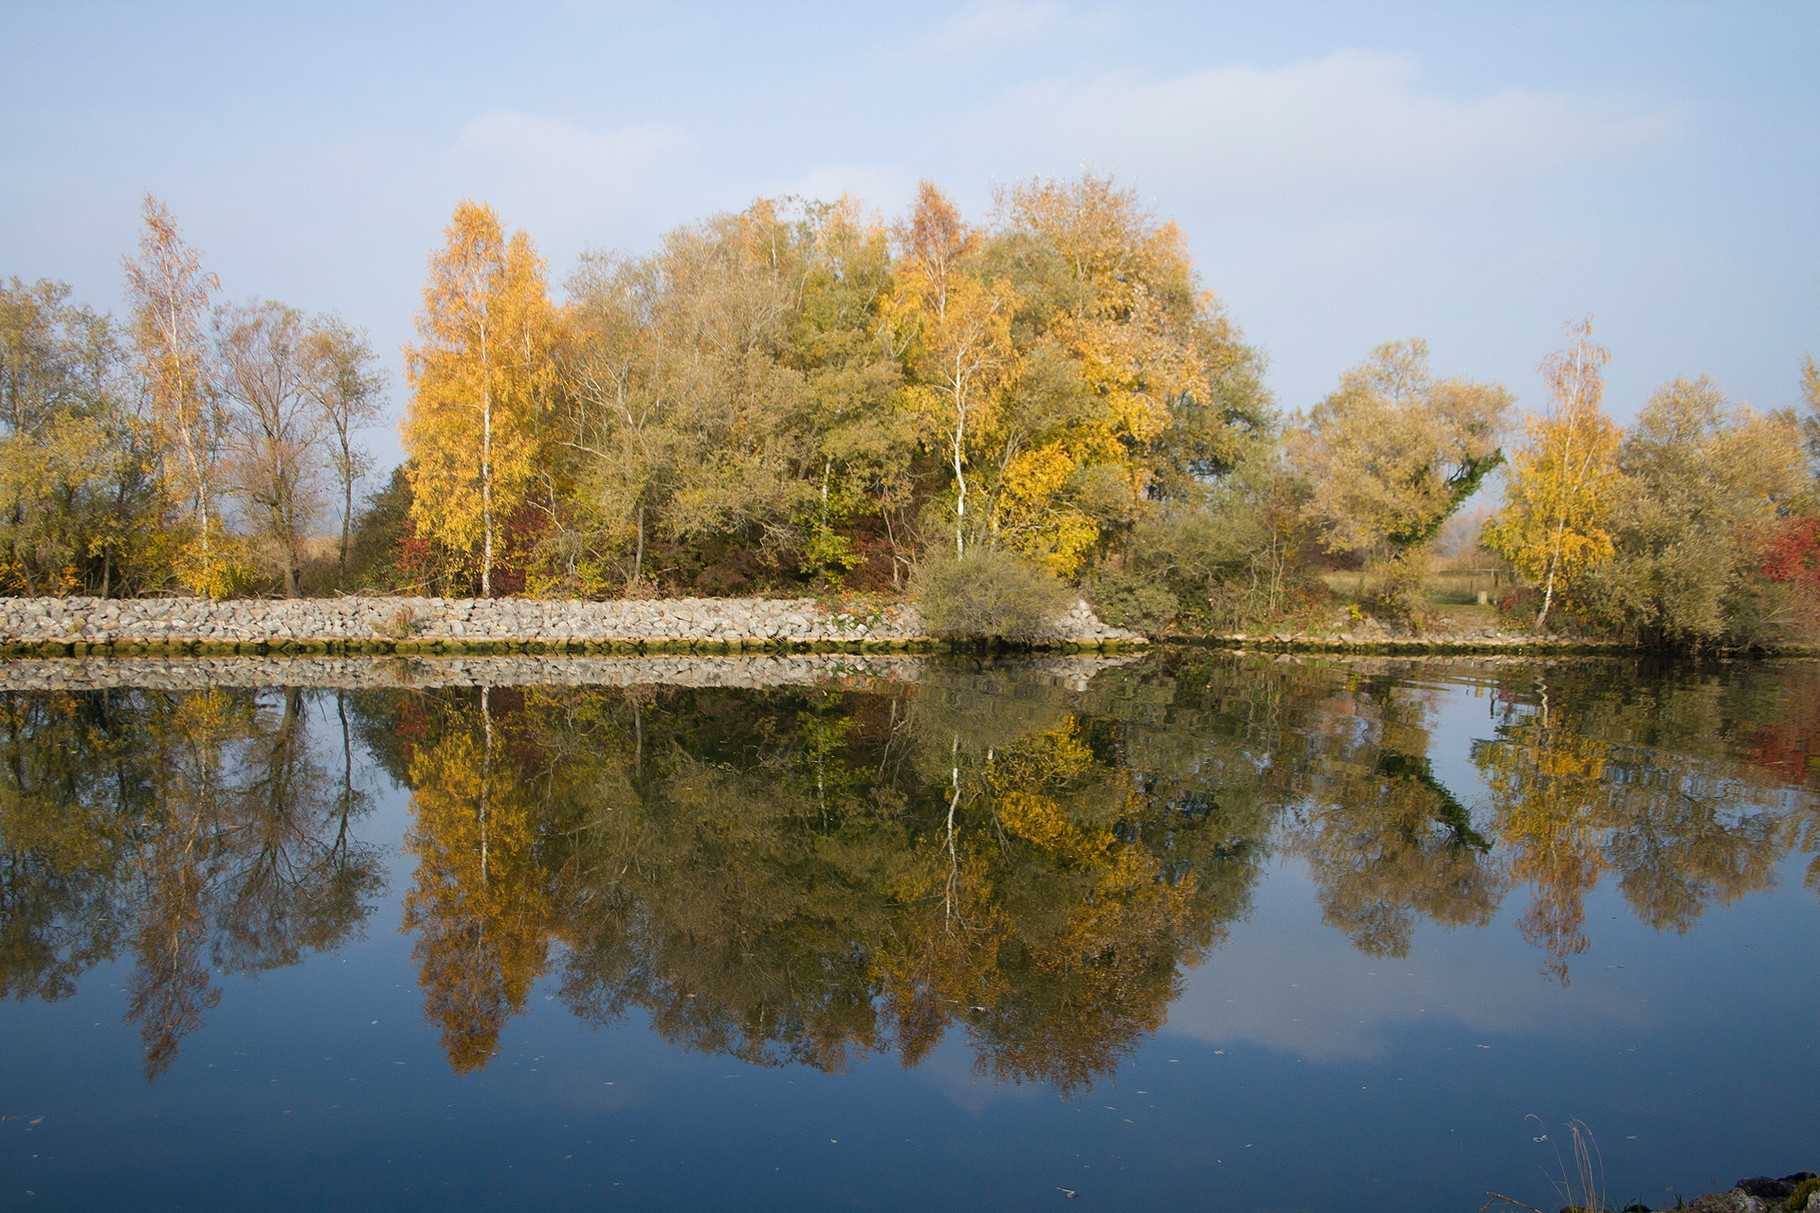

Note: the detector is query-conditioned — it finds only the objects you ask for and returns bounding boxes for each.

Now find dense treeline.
[390,179,1277,608]
[2,655,1813,1082]
[3,180,1816,648]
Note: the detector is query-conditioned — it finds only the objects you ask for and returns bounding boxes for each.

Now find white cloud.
[440,112,695,245]
[1161,862,1647,1063]
[959,50,1680,197]
[932,0,1067,51]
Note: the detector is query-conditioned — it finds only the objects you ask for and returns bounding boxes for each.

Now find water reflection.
[0,687,383,1077]
[1,654,1815,1089]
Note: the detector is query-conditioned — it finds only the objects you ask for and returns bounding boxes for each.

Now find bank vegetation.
[3,179,1815,649]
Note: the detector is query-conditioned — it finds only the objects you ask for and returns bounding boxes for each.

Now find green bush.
[1084,567,1180,635]
[912,546,1073,640]
[1362,548,1433,629]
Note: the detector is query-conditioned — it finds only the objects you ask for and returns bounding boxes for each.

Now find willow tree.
[403,201,555,597]
[1585,376,1807,648]
[1482,317,1621,629]
[0,276,143,595]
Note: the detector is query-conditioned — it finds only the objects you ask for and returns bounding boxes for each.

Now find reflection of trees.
[14,652,1810,1091]
[1474,663,1809,982]
[1476,705,1611,983]
[402,689,552,1072]
[0,687,382,1079]
[1284,676,1506,958]
[1736,662,1820,896]
[0,692,140,1002]
[359,663,1271,1094]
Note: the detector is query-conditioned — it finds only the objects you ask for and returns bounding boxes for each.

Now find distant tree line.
[0,197,385,598]
[3,179,1815,648]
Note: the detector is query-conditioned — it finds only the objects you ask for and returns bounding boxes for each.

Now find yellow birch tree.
[1482,317,1621,629]
[403,201,555,597]
[122,195,222,585]
[893,182,1017,556]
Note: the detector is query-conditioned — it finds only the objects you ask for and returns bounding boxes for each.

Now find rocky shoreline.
[0,594,1143,656]
[1179,613,1629,654]
[1,595,1810,659]
[1581,1171,1819,1213]
[1180,613,1820,656]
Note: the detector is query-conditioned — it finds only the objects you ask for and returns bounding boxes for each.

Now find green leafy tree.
[1586,376,1807,647]
[1287,338,1511,618]
[0,277,154,595]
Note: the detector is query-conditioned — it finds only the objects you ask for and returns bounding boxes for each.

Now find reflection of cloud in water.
[915,1030,1049,1115]
[1162,861,1648,1063]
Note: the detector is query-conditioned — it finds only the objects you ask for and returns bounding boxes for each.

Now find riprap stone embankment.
[0,594,1144,653]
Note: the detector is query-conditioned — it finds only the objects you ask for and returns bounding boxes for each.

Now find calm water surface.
[1,652,1816,1212]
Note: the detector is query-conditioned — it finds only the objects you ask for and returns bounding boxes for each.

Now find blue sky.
[3,0,1815,476]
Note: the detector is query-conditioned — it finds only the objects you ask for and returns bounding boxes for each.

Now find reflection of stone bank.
[0,652,1140,693]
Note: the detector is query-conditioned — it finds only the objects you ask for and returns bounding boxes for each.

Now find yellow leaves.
[992,445,1096,573]
[402,201,557,592]
[1482,320,1622,612]
[1477,719,1613,983]
[985,721,1126,861]
[996,789,1116,863]
[1290,338,1512,559]
[402,717,551,1071]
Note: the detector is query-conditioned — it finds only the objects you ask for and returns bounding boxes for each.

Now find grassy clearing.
[1299,568,1517,634]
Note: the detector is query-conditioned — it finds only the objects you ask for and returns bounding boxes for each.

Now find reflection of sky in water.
[1,664,1816,1213]
[1165,859,1648,1062]
[1172,673,1643,1063]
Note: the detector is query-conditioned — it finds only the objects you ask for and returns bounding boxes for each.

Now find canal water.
[1,652,1815,1211]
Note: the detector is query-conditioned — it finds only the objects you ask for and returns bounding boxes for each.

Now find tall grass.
[1483,1118,1608,1213]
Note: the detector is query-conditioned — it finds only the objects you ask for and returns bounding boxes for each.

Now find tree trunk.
[951,409,967,556]
[482,384,493,599]
[631,501,644,595]
[339,470,352,592]
[480,685,491,880]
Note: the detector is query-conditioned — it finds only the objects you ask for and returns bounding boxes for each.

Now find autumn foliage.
[2,180,1816,651]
